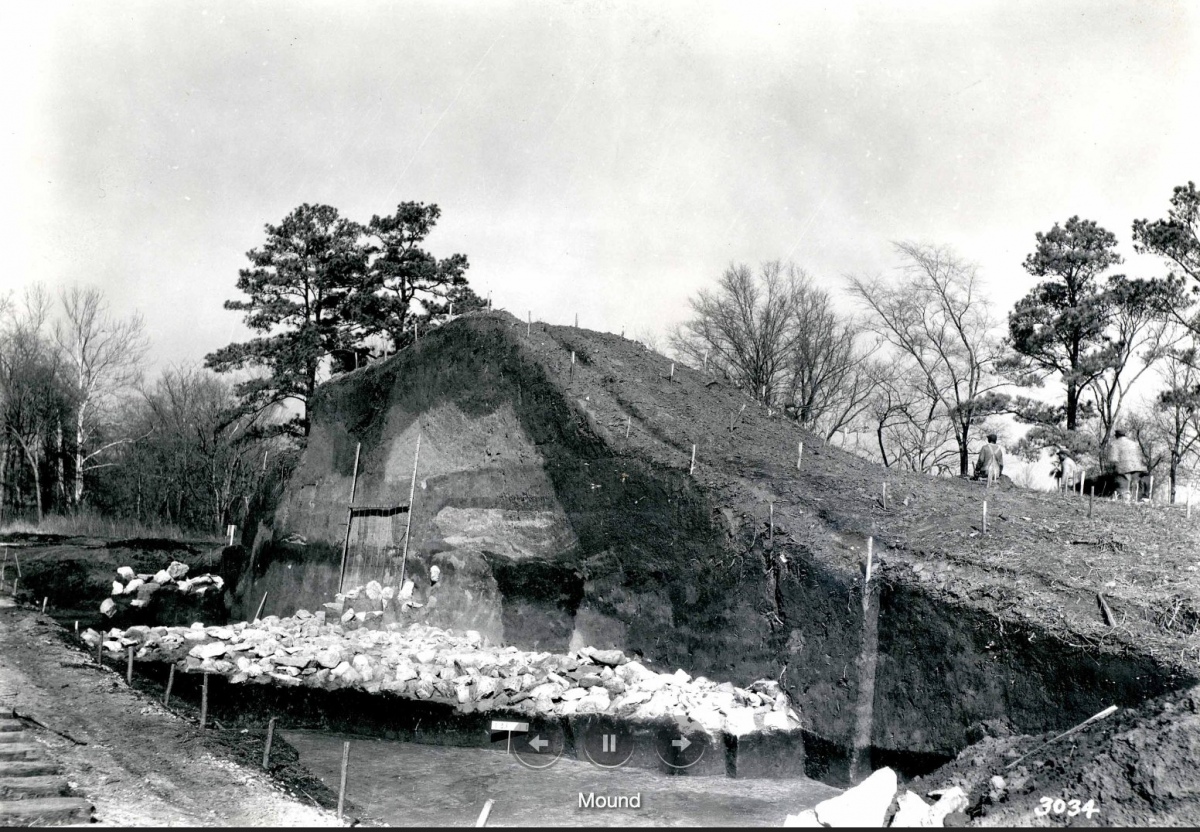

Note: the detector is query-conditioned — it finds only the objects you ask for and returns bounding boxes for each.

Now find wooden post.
[12,551,20,578]
[669,361,675,381]
[74,620,78,634]
[398,432,422,589]
[689,444,696,475]
[262,717,276,769]
[127,646,134,684]
[982,500,988,534]
[337,740,350,820]
[42,597,48,614]
[254,591,268,623]
[227,525,235,546]
[1148,475,1154,503]
[625,414,631,439]
[12,577,17,597]
[865,537,874,585]
[337,442,363,594]
[703,351,708,372]
[200,673,210,729]
[475,799,495,827]
[164,664,175,706]
[798,442,804,470]
[1079,468,1084,497]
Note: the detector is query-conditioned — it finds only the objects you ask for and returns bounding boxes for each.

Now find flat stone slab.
[0,760,60,778]
[0,775,70,799]
[0,743,43,762]
[0,719,23,733]
[0,797,93,825]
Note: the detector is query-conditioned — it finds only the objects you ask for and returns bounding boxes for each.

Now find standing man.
[1054,448,1080,492]
[975,433,1004,483]
[1105,429,1147,503]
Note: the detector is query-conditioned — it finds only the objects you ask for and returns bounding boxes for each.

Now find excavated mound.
[236,311,1199,810]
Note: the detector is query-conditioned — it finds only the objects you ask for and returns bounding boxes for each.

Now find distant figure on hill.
[1053,448,1080,492]
[1104,429,1147,503]
[974,433,1004,483]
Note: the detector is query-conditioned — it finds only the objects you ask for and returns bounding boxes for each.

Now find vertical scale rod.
[398,433,422,590]
[882,482,887,510]
[689,444,697,475]
[263,717,277,769]
[798,442,804,470]
[625,415,631,439]
[1148,474,1154,504]
[337,741,350,820]
[983,500,989,534]
[337,443,363,594]
[669,361,675,381]
[164,664,175,706]
[126,646,135,684]
[42,597,48,614]
[200,673,210,729]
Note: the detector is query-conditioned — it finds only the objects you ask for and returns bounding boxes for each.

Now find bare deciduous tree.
[848,242,1008,477]
[54,287,148,508]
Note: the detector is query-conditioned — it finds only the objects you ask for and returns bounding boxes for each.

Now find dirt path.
[0,600,344,827]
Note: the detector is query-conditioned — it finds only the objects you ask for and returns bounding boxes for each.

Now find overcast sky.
[3,0,1198,373]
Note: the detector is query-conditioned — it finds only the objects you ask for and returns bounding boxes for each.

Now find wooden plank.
[0,796,93,825]
[0,775,70,799]
[0,743,43,761]
[0,760,61,778]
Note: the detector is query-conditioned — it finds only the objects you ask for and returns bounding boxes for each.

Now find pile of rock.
[98,562,224,618]
[81,610,802,741]
[785,767,970,827]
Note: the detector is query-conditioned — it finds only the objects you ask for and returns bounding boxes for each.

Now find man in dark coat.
[974,433,1004,483]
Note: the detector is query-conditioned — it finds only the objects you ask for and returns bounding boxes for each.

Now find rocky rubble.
[98,561,223,618]
[784,767,969,828]
[81,598,802,741]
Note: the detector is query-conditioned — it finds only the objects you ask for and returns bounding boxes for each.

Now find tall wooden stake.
[42,597,48,614]
[769,502,774,542]
[798,441,804,470]
[337,442,363,594]
[865,537,874,585]
[337,741,350,820]
[1148,474,1154,503]
[263,717,277,769]
[689,444,696,475]
[703,351,708,372]
[200,673,210,729]
[254,591,269,622]
[398,433,422,590]
[127,646,135,684]
[669,361,675,380]
[164,664,175,706]
[625,415,631,439]
[982,500,988,534]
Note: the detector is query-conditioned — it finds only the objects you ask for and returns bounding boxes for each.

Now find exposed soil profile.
[8,310,1200,825]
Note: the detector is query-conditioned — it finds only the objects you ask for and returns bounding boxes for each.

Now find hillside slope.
[244,310,1199,781]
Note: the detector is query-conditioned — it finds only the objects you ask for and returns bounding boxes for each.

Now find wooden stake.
[1148,475,1154,503]
[164,664,175,706]
[200,673,209,729]
[254,591,268,623]
[1078,468,1084,497]
[1097,592,1116,627]
[669,361,675,380]
[769,502,774,542]
[689,444,697,475]
[798,442,804,470]
[982,500,988,534]
[337,740,350,820]
[263,717,277,769]
[337,442,363,594]
[42,597,48,614]
[74,620,78,634]
[1005,706,1118,771]
[625,414,631,439]
[12,552,20,578]
[127,646,134,684]
[475,799,495,827]
[865,537,874,585]
[398,432,422,589]
[12,577,16,596]
[703,351,708,372]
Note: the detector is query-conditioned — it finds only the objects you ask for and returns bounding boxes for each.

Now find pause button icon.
[602,734,618,753]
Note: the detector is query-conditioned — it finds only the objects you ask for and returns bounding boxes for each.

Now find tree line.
[0,201,477,531]
[674,181,1200,501]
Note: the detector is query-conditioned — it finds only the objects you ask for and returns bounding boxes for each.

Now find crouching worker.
[1104,429,1147,503]
[974,433,1004,483]
[1053,448,1080,492]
